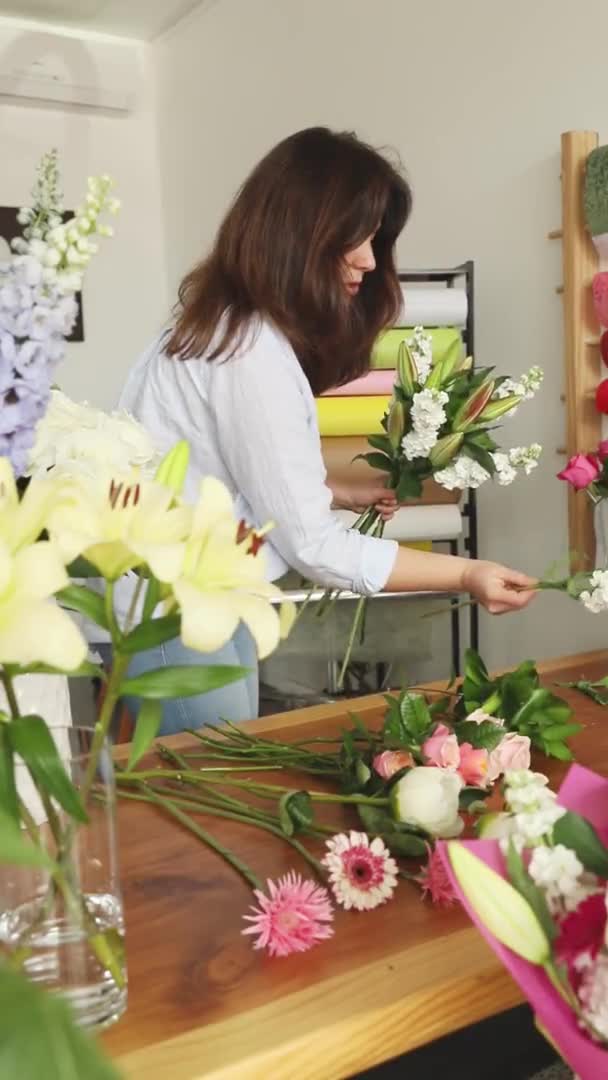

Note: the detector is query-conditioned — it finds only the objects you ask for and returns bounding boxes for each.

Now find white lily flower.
[48,471,192,583]
[0,539,87,669]
[0,457,59,552]
[169,476,295,659]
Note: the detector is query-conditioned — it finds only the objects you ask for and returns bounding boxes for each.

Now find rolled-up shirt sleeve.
[208,324,398,595]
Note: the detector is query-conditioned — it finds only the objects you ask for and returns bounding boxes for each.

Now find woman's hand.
[331,481,398,521]
[462,560,537,614]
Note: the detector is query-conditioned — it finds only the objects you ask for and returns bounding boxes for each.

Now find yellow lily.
[47,471,192,583]
[0,456,60,551]
[0,539,87,669]
[448,842,550,964]
[169,477,295,658]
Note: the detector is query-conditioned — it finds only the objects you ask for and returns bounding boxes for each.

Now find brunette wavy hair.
[165,127,412,395]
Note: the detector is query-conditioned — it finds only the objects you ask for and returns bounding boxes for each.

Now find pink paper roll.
[321,370,396,397]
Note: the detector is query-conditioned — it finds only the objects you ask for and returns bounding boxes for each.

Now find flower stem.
[118,782,326,877]
[121,784,263,889]
[116,768,389,807]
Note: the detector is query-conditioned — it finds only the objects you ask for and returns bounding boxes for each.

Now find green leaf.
[65,555,100,578]
[541,723,581,742]
[0,725,18,824]
[121,614,181,655]
[357,804,396,834]
[456,720,504,752]
[278,791,313,836]
[461,442,496,475]
[381,696,408,748]
[0,809,55,870]
[463,648,490,688]
[9,716,87,825]
[367,434,392,454]
[400,692,432,740]
[0,963,121,1080]
[383,831,428,857]
[354,452,393,472]
[539,740,573,762]
[553,811,608,876]
[56,585,109,631]
[396,470,423,501]
[127,700,162,770]
[429,695,451,716]
[120,664,250,699]
[506,840,556,942]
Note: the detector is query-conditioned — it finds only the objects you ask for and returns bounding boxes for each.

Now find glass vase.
[0,725,127,1030]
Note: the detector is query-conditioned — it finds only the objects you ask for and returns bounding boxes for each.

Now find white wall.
[0,20,168,409]
[151,0,608,672]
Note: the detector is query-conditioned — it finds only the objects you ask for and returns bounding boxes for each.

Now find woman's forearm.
[383,544,469,594]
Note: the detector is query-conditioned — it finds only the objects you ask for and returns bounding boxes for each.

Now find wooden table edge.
[114,928,522,1080]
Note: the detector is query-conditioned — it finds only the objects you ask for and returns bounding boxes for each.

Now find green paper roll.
[315,395,389,436]
[371,327,462,370]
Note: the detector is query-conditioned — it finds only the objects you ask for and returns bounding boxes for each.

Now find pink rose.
[598,440,608,462]
[486,732,532,783]
[557,453,600,490]
[372,750,413,780]
[422,724,460,770]
[458,743,490,787]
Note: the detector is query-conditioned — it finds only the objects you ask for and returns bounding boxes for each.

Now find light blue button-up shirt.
[118,318,398,595]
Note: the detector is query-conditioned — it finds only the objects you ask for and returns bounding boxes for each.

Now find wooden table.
[103,649,608,1080]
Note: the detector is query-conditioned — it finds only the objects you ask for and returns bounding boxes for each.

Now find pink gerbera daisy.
[416,844,458,907]
[322,830,398,911]
[242,872,334,958]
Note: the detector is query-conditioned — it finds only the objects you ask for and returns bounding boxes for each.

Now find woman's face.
[342,234,376,297]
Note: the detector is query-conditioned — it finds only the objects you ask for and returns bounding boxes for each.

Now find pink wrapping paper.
[438,764,608,1080]
[321,370,396,397]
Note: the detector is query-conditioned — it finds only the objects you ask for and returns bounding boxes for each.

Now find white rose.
[390,766,464,838]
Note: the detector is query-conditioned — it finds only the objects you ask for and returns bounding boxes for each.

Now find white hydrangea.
[579,570,608,614]
[27,389,159,481]
[434,453,491,490]
[401,388,448,461]
[406,326,433,385]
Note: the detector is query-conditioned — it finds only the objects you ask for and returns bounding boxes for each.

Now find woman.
[118,127,535,734]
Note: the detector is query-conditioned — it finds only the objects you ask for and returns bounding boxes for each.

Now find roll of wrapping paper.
[315,395,389,436]
[398,286,468,327]
[321,436,460,505]
[321,370,396,397]
[370,326,462,370]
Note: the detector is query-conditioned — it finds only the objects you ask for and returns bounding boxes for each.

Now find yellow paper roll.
[371,327,462,370]
[315,396,389,436]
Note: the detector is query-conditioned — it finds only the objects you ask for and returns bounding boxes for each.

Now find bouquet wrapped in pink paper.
[440,764,608,1080]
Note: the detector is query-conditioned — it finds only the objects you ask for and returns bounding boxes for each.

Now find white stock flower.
[509,444,542,475]
[435,453,491,491]
[495,367,544,409]
[401,429,438,461]
[528,844,596,915]
[492,452,517,486]
[390,766,464,838]
[401,387,448,461]
[499,769,566,850]
[579,570,608,614]
[406,327,433,384]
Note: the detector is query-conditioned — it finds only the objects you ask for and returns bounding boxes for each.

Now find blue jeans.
[120,624,259,736]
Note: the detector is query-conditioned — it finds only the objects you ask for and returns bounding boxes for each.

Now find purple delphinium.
[0,256,76,475]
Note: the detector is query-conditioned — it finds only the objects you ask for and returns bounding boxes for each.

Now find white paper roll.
[336,503,463,542]
[396,286,468,328]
